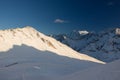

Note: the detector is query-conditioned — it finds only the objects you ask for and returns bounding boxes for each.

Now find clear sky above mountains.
[0,0,120,34]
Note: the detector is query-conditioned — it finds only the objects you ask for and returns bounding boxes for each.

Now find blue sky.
[0,0,120,34]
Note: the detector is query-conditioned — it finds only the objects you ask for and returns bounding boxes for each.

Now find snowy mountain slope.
[0,27,105,80]
[0,26,104,63]
[0,45,103,80]
[51,28,120,62]
[59,59,120,80]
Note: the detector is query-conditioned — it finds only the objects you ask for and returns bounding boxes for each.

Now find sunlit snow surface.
[0,27,104,80]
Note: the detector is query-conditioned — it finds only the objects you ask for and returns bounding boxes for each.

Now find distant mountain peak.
[72,30,89,34]
[67,30,89,40]
[100,27,120,35]
[115,28,120,35]
[78,30,89,35]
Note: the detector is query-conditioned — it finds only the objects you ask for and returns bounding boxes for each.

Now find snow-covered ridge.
[0,26,104,64]
[51,28,120,62]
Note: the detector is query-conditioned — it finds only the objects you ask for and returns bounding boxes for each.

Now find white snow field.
[59,59,120,80]
[0,27,104,80]
[0,45,103,80]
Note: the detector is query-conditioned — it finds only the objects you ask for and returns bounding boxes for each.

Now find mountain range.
[0,26,104,80]
[0,26,120,80]
[51,28,120,62]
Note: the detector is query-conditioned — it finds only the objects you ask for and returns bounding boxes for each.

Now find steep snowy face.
[51,28,120,62]
[0,26,50,51]
[0,26,104,64]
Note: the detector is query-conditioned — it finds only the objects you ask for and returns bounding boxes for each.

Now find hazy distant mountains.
[51,28,120,62]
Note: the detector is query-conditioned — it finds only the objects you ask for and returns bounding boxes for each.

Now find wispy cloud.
[54,19,68,23]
